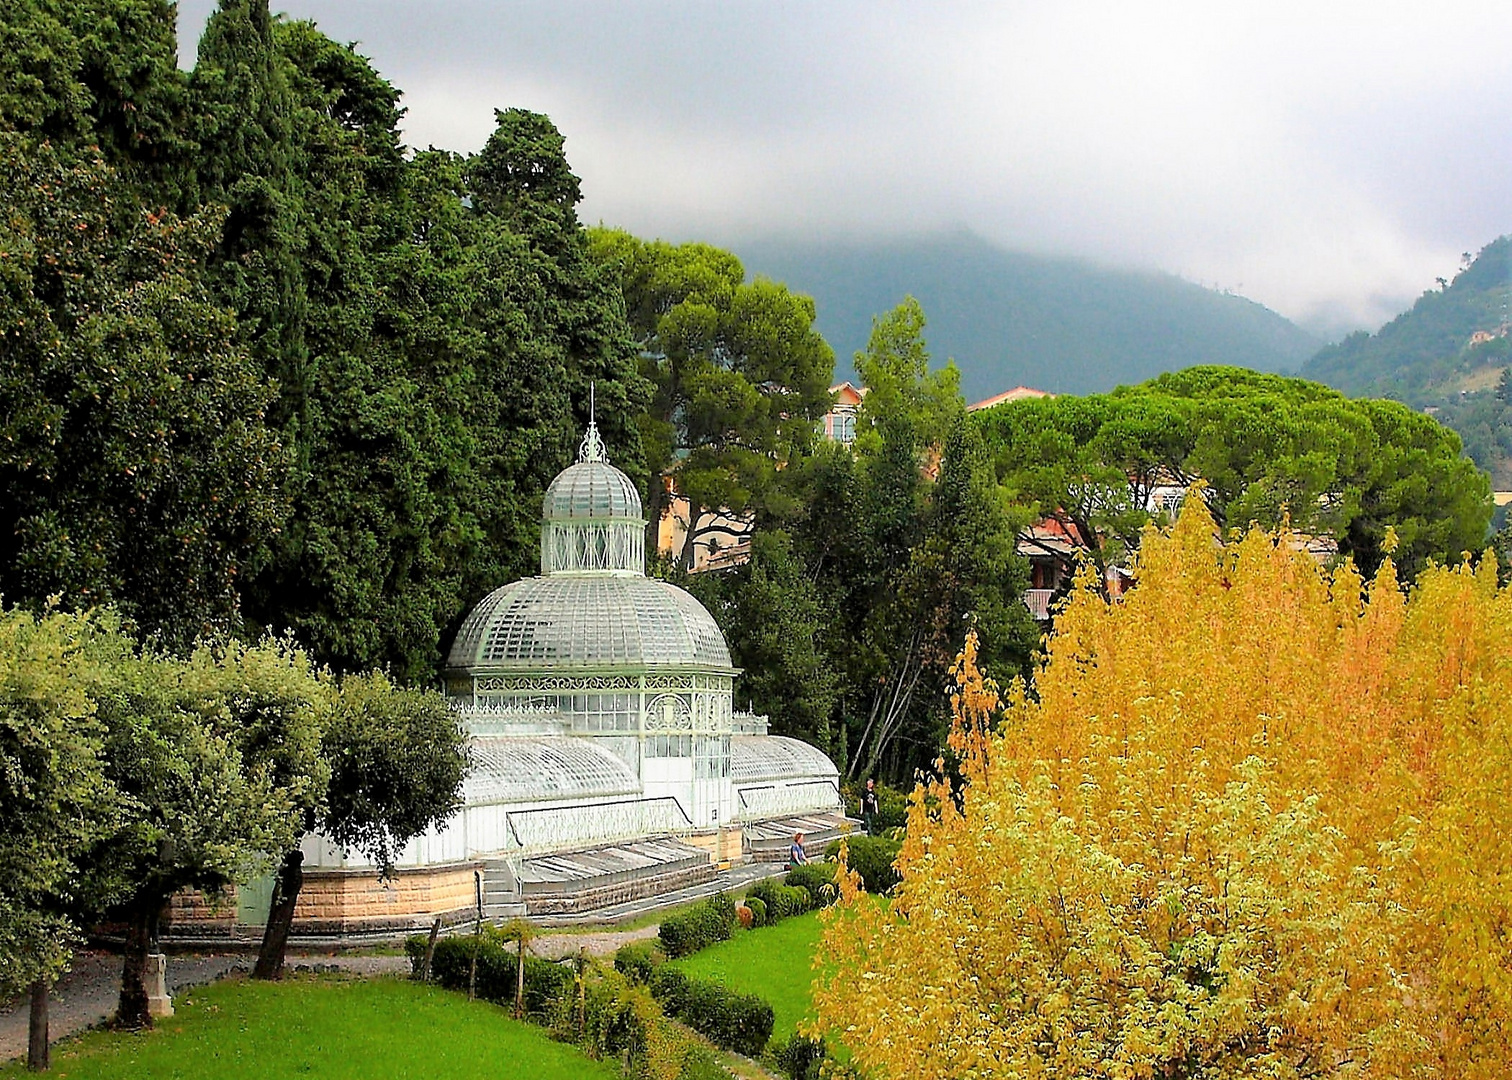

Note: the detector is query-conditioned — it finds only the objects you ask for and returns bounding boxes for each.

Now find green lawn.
[669,911,825,1039]
[4,976,618,1080]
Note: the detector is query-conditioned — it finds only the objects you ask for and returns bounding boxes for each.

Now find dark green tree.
[188,0,308,433]
[0,0,188,193]
[0,137,289,649]
[976,366,1493,578]
[777,301,1036,782]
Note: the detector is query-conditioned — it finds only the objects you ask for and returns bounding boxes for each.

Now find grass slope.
[4,976,617,1080]
[670,912,825,1040]
[736,232,1318,397]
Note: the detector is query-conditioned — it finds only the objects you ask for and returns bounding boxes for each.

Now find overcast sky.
[178,1,1511,337]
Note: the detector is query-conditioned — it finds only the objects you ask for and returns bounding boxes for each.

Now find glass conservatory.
[289,418,848,927]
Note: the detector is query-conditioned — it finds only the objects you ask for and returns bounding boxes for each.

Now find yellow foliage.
[814,498,1512,1079]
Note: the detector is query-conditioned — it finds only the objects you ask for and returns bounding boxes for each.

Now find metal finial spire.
[577,382,607,464]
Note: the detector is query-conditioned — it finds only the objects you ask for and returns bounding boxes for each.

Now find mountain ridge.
[734,232,1321,399]
[1299,235,1512,488]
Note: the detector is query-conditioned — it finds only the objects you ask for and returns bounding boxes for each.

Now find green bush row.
[826,834,902,894]
[409,931,724,1080]
[747,879,814,924]
[657,891,737,958]
[650,966,775,1057]
[613,940,656,984]
[404,929,572,1015]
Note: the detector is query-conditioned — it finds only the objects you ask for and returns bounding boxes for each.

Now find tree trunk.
[253,849,304,980]
[679,499,703,570]
[116,900,156,1029]
[514,933,525,1018]
[644,471,668,564]
[27,979,48,1071]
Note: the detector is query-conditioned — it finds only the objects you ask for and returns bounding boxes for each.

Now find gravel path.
[528,923,659,961]
[0,926,658,1062]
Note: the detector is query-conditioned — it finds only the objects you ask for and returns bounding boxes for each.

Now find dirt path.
[528,923,659,961]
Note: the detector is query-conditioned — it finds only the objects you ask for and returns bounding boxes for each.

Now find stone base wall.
[156,864,481,943]
[683,827,744,864]
[290,864,481,937]
[161,889,238,939]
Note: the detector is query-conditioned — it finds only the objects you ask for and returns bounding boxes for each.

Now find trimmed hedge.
[658,891,737,958]
[826,834,902,894]
[405,930,573,1015]
[785,862,838,905]
[744,895,768,927]
[613,941,656,985]
[748,878,813,922]
[408,930,723,1079]
[650,967,775,1057]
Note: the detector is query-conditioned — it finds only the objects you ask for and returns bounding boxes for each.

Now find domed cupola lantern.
[540,420,646,575]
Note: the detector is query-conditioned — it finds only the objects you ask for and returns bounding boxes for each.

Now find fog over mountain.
[739,233,1321,398]
[176,2,1512,339]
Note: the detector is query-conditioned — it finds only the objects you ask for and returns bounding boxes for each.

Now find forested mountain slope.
[1302,237,1512,486]
[737,233,1320,398]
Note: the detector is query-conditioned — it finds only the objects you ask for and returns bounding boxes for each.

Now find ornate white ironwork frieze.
[475,674,641,694]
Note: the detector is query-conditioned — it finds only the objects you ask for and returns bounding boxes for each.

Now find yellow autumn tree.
[813,497,1512,1079]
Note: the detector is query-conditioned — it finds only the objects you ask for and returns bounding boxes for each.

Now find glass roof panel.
[464,735,641,804]
[447,577,733,672]
[732,735,841,783]
[543,461,643,522]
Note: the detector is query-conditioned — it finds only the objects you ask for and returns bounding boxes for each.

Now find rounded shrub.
[613,941,656,984]
[825,834,902,893]
[744,895,768,927]
[775,1034,827,1080]
[749,878,814,922]
[785,861,838,905]
[658,891,738,958]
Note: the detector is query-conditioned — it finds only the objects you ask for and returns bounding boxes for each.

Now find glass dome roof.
[465,735,640,804]
[732,735,841,783]
[542,420,643,522]
[543,461,643,522]
[448,575,734,673]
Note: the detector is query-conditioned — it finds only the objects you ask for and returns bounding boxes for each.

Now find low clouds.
[180,1,1512,336]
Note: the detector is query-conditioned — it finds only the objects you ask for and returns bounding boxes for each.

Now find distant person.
[860,779,881,835]
[789,832,808,866]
